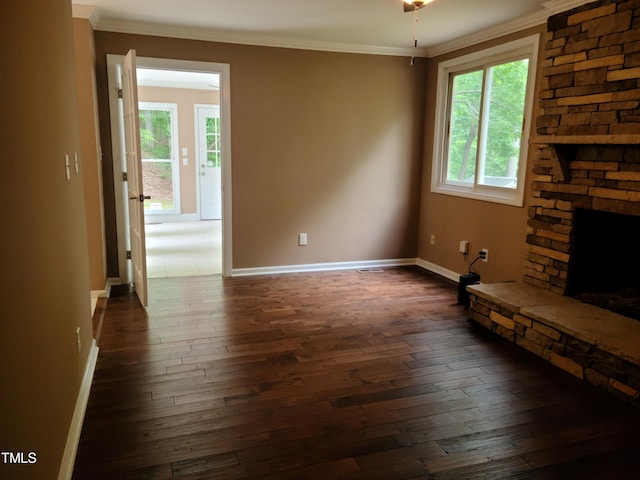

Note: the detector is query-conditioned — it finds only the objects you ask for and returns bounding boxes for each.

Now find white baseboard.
[90,277,121,300]
[230,258,466,281]
[57,340,99,480]
[106,277,121,294]
[415,258,461,283]
[90,277,121,316]
[231,258,417,277]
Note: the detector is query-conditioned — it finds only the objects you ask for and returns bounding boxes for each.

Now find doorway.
[107,55,233,289]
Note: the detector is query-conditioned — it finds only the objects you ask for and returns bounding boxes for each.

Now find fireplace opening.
[567,208,640,320]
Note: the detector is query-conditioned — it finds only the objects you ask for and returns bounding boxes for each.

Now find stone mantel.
[531,135,640,145]
[529,136,640,181]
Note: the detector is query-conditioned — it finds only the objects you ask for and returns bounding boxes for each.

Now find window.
[431,35,539,206]
[206,115,221,168]
[138,102,180,213]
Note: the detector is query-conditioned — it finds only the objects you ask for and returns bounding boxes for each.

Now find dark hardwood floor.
[73,267,640,479]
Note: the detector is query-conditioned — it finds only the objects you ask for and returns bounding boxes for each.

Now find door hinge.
[117,88,123,99]
[126,250,132,260]
[122,172,128,182]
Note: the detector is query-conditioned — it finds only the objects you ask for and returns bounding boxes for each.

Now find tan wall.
[95,33,426,273]
[0,0,94,478]
[138,86,220,215]
[74,17,107,290]
[418,26,546,284]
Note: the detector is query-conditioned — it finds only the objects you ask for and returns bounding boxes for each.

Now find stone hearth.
[468,282,640,406]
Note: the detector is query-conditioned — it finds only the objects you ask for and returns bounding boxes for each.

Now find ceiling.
[71,0,595,57]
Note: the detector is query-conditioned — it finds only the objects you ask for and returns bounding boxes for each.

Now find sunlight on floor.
[145,220,222,278]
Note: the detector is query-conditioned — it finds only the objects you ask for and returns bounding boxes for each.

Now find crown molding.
[89,0,598,59]
[425,0,598,58]
[72,4,100,29]
[542,0,598,12]
[93,18,427,57]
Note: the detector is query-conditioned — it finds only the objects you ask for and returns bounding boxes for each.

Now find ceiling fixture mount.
[403,0,434,13]
[403,0,435,64]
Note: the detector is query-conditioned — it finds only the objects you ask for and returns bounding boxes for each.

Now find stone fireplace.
[525,0,640,298]
[526,144,640,314]
[467,0,640,407]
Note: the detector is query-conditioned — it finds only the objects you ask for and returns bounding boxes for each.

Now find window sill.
[432,183,524,207]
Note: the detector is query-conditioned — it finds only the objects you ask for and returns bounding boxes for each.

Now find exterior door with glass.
[197,105,222,220]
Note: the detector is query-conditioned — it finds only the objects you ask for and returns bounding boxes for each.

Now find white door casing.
[106,55,233,278]
[121,50,148,307]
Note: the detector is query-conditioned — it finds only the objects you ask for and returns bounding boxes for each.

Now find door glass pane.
[446,70,483,184]
[206,117,221,168]
[479,59,529,189]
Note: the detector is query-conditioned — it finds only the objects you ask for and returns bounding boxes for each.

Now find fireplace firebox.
[567,208,640,320]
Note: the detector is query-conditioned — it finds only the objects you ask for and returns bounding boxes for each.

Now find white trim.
[93,18,417,57]
[415,258,461,283]
[542,0,599,12]
[89,0,596,58]
[57,340,99,480]
[106,55,130,284]
[218,64,233,277]
[71,4,100,29]
[231,258,416,277]
[425,0,596,57]
[430,34,539,207]
[231,257,465,285]
[90,277,120,302]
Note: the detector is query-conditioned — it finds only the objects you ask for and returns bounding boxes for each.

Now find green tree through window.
[446,58,529,188]
[431,35,538,206]
[139,105,178,212]
[140,109,172,160]
[206,116,221,168]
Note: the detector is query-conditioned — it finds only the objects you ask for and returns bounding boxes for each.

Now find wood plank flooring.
[72,267,640,479]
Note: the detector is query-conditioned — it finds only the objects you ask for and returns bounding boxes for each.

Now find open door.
[122,50,148,307]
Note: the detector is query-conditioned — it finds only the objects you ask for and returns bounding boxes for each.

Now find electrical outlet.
[481,248,489,262]
[430,234,435,245]
[459,240,469,254]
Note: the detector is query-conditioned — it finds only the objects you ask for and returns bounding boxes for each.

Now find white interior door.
[122,50,148,307]
[197,105,222,220]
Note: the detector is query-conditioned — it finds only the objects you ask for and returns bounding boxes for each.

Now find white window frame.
[138,101,181,214]
[431,34,539,207]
